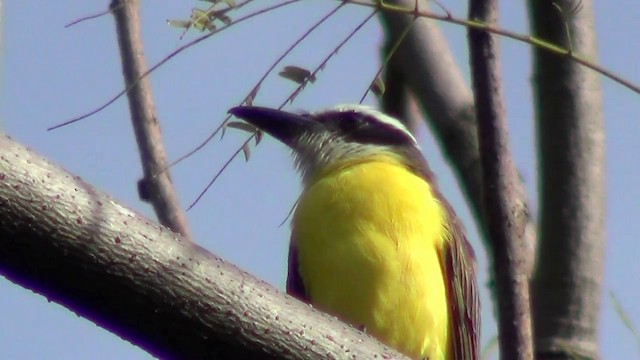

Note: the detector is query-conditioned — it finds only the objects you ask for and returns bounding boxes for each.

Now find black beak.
[228,106,319,148]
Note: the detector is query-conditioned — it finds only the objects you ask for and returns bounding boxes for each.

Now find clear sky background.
[1,1,639,359]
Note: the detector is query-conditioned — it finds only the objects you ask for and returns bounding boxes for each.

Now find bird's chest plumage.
[291,160,450,360]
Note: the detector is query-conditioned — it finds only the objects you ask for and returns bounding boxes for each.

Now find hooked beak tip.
[227,106,250,118]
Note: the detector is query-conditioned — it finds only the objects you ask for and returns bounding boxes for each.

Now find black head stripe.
[315,110,415,146]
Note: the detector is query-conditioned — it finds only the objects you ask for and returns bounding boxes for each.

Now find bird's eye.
[336,111,414,146]
[340,112,367,133]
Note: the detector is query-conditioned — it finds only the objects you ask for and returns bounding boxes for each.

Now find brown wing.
[286,234,308,301]
[440,211,480,360]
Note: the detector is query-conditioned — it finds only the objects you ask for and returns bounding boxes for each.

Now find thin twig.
[66,6,117,28]
[345,0,640,94]
[166,1,346,175]
[360,13,416,103]
[277,9,378,109]
[188,9,377,208]
[49,0,302,131]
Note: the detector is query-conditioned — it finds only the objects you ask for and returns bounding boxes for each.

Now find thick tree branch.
[0,134,407,360]
[380,39,420,134]
[110,0,191,239]
[468,0,533,359]
[528,0,605,358]
[379,0,537,280]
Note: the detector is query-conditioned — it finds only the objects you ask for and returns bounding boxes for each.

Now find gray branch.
[0,134,407,360]
[529,0,605,358]
[110,0,191,239]
[468,0,533,357]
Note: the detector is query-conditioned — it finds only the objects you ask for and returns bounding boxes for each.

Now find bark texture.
[111,0,191,239]
[468,0,534,358]
[529,0,605,358]
[0,134,407,360]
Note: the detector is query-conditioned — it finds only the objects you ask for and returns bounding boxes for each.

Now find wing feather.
[440,210,480,360]
[286,235,308,301]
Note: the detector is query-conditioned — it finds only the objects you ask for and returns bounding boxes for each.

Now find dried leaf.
[244,86,260,106]
[167,19,191,29]
[220,121,227,140]
[242,143,251,161]
[279,65,315,85]
[371,75,385,96]
[255,130,263,145]
[214,13,232,25]
[226,121,258,133]
[203,0,235,5]
[205,22,217,32]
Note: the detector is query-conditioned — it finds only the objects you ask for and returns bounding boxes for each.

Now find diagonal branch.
[468,0,533,358]
[0,134,407,360]
[349,0,640,94]
[379,0,538,281]
[110,0,191,239]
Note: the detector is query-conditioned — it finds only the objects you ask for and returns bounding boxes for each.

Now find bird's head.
[228,105,430,184]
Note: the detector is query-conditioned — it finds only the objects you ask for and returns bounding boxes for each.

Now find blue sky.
[2,1,638,359]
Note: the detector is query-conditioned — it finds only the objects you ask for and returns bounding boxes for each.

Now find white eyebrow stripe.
[326,104,419,145]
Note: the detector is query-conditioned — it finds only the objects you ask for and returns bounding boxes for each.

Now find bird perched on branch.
[229,105,479,360]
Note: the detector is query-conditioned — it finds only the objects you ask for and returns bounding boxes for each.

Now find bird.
[228,105,479,360]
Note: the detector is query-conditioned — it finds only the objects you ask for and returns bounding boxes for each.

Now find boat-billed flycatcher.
[229,105,479,360]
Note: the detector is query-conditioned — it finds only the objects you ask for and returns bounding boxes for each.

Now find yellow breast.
[292,157,450,359]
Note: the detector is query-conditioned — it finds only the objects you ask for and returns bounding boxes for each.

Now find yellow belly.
[292,158,450,360]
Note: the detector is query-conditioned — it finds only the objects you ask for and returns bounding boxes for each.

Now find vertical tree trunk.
[529,0,605,358]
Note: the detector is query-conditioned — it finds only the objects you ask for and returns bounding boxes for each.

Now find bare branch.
[468,0,533,358]
[166,2,346,183]
[380,59,421,134]
[189,9,378,208]
[110,0,191,239]
[529,0,605,358]
[348,0,640,94]
[65,6,116,28]
[0,134,408,360]
[49,0,302,131]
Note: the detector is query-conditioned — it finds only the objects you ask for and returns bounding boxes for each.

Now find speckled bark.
[0,134,406,360]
